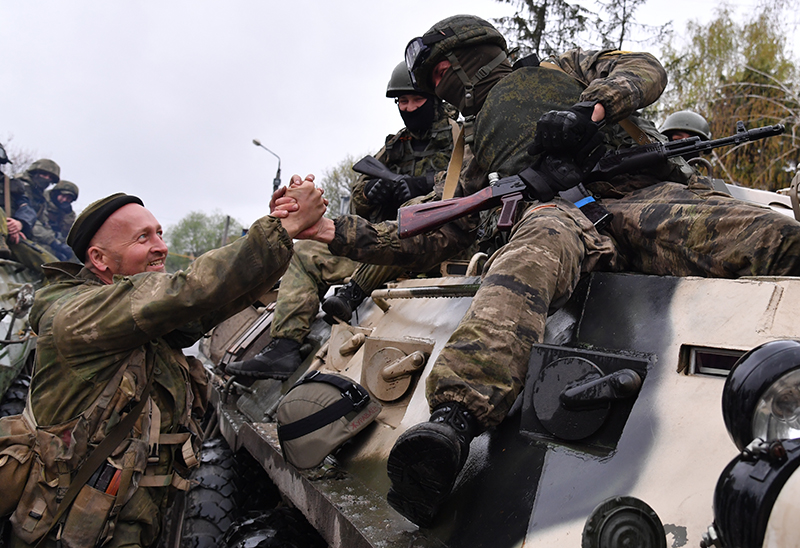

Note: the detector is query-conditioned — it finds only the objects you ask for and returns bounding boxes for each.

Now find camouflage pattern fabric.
[328,49,800,429]
[0,207,58,274]
[351,102,458,222]
[10,215,293,547]
[350,263,407,294]
[271,103,458,343]
[31,188,77,261]
[271,240,359,342]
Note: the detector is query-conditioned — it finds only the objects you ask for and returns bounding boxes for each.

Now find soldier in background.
[659,110,711,142]
[226,62,458,380]
[18,158,60,217]
[0,157,59,269]
[32,180,79,262]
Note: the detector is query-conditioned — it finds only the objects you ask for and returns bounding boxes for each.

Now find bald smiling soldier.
[4,177,325,547]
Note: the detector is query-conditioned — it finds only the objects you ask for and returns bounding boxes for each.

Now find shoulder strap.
[34,354,156,547]
[442,126,465,200]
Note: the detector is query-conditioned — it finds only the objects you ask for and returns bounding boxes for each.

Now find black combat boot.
[225,338,302,380]
[386,401,480,527]
[321,280,366,323]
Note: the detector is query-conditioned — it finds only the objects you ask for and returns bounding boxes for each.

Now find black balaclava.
[434,44,512,117]
[400,95,438,134]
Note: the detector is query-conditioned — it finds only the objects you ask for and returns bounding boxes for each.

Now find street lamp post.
[252,139,281,193]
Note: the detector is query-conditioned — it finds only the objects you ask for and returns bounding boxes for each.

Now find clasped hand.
[269,174,328,239]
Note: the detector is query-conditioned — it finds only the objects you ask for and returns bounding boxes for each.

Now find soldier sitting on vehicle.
[32,179,80,262]
[2,177,326,547]
[305,15,800,526]
[660,110,712,160]
[226,62,458,380]
[0,157,59,271]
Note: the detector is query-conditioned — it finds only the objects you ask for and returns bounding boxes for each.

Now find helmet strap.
[444,50,508,113]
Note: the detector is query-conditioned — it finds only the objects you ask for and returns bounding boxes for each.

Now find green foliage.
[165,210,243,272]
[318,153,362,218]
[659,0,800,190]
[493,0,669,58]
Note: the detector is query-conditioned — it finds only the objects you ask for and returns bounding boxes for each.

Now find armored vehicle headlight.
[722,339,800,451]
[752,368,800,444]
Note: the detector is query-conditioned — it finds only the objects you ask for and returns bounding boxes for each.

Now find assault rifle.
[389,121,784,238]
[352,155,407,184]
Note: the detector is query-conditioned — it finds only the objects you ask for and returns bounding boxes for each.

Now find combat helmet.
[386,62,417,98]
[27,158,61,190]
[52,180,79,201]
[405,14,507,96]
[659,110,711,141]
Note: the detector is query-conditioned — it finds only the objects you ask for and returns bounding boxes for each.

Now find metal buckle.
[343,383,370,411]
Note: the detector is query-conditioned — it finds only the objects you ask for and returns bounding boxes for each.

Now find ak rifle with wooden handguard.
[395,121,785,239]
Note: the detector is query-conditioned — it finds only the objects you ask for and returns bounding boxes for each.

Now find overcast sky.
[0,0,774,233]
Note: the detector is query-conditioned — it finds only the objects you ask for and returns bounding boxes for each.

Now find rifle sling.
[442,124,464,200]
[34,356,156,547]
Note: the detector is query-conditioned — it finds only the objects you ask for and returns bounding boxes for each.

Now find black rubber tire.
[233,450,281,515]
[180,437,240,548]
[0,374,30,418]
[223,508,327,548]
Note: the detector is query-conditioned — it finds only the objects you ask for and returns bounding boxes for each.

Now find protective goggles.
[404,28,454,87]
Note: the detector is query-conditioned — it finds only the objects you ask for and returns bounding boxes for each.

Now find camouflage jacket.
[351,102,459,223]
[31,189,75,246]
[329,49,688,271]
[2,176,37,236]
[28,214,292,453]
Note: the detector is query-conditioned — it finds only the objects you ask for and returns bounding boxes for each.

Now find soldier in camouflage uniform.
[17,158,60,219]
[307,15,800,526]
[0,159,61,272]
[227,62,457,380]
[4,180,325,547]
[32,180,79,262]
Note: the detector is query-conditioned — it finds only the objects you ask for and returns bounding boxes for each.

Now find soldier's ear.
[86,245,113,282]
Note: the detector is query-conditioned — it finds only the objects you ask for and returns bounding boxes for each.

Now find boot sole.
[386,424,462,527]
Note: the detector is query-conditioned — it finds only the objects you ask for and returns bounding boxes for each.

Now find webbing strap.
[278,397,355,441]
[277,372,370,442]
[34,360,156,548]
[443,126,465,199]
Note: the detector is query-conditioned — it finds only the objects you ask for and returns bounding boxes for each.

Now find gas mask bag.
[276,371,382,469]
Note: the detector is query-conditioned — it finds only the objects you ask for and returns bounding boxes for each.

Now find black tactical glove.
[364,178,396,204]
[393,175,433,205]
[519,152,603,203]
[50,240,73,261]
[528,101,605,164]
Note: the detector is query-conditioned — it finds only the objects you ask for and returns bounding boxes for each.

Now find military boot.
[386,401,480,527]
[321,280,366,323]
[225,338,302,380]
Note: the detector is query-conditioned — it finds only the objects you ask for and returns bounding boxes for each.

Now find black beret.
[67,193,144,262]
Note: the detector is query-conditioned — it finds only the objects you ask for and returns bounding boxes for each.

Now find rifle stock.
[398,186,495,238]
[352,155,406,184]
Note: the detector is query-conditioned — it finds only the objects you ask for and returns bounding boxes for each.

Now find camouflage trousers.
[0,208,56,275]
[428,178,800,428]
[271,241,404,342]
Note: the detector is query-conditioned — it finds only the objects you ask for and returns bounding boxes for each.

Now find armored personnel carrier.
[190,176,800,548]
[0,262,40,418]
